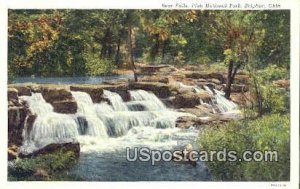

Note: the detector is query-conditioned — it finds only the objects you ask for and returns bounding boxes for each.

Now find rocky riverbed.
[7,64,289,180]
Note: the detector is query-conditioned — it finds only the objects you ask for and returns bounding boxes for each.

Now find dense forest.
[8,10,290,79]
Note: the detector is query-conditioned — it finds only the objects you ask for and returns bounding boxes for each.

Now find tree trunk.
[225,60,234,99]
[253,76,263,117]
[128,25,137,82]
[115,37,121,66]
[225,60,241,99]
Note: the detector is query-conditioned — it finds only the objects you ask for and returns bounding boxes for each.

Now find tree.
[208,11,265,99]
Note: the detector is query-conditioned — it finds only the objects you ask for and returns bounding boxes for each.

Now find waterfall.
[174,81,239,114]
[20,89,187,144]
[19,93,79,154]
[129,90,166,110]
[103,90,128,111]
[203,86,238,113]
[20,93,53,116]
[72,91,108,138]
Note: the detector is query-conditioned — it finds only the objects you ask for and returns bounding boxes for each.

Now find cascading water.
[19,93,79,154]
[19,89,212,181]
[174,81,239,114]
[202,85,239,113]
[72,91,108,138]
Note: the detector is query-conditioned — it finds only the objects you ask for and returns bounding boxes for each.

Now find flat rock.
[42,88,73,103]
[13,86,32,96]
[70,85,104,103]
[52,100,78,114]
[128,82,171,98]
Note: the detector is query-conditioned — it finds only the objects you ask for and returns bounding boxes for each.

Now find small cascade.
[129,90,166,110]
[203,86,238,113]
[103,90,128,111]
[175,81,239,114]
[19,93,79,154]
[72,91,108,138]
[20,93,53,116]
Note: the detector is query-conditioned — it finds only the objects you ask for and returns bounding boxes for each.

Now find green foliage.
[199,114,290,181]
[248,64,290,115]
[8,10,290,79]
[258,64,289,82]
[85,56,116,76]
[260,84,289,114]
[8,150,78,181]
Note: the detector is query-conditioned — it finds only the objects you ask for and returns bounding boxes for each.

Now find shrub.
[199,114,290,181]
[258,64,289,82]
[85,54,116,76]
[8,150,78,181]
[261,84,290,114]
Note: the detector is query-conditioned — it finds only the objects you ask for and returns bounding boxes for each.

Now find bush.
[199,114,290,181]
[261,84,290,114]
[8,150,78,181]
[85,54,116,76]
[258,64,289,82]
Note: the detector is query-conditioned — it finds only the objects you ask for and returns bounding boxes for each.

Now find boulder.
[230,92,254,107]
[128,82,171,98]
[14,86,32,96]
[234,74,250,84]
[33,169,49,180]
[8,145,18,161]
[19,142,80,159]
[8,106,28,146]
[52,100,78,114]
[100,84,131,102]
[8,88,18,101]
[207,78,222,85]
[230,84,249,93]
[70,85,104,103]
[41,88,78,114]
[138,64,172,74]
[139,76,169,84]
[185,72,225,83]
[176,116,205,129]
[273,79,290,89]
[42,88,73,103]
[173,92,212,108]
[179,106,214,117]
